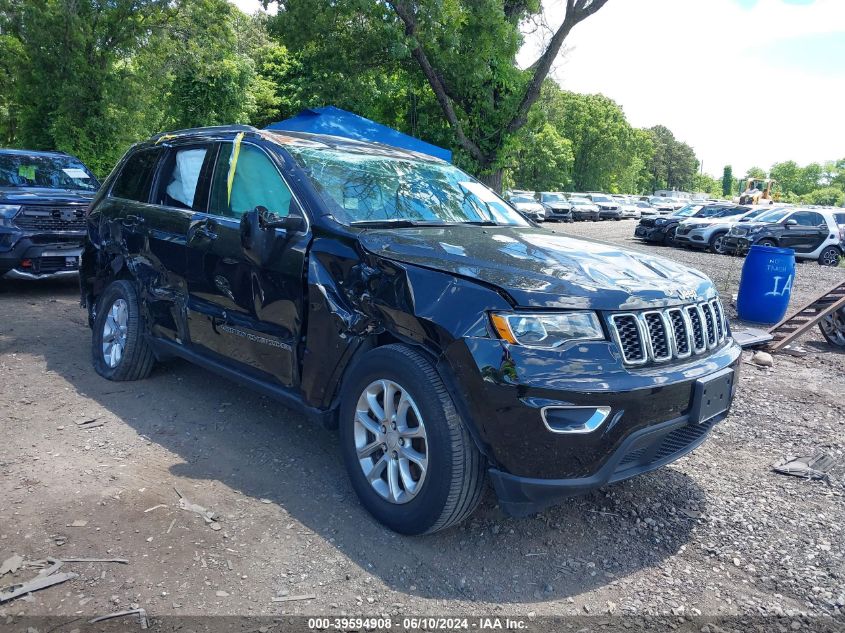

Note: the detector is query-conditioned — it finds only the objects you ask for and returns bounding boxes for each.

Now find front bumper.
[599,210,622,220]
[546,209,573,222]
[721,235,750,254]
[0,232,84,279]
[634,224,669,242]
[445,337,742,516]
[489,411,724,516]
[674,230,709,247]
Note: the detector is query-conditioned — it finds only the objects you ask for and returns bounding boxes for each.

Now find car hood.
[0,187,96,205]
[544,202,570,210]
[359,225,714,310]
[511,202,544,211]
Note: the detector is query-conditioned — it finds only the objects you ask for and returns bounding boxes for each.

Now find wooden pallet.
[766,280,845,351]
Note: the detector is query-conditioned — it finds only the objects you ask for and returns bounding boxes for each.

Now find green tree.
[3,0,173,175]
[162,0,260,129]
[745,166,767,180]
[505,122,574,192]
[801,187,844,207]
[647,125,699,192]
[692,173,722,198]
[721,165,733,197]
[273,0,611,190]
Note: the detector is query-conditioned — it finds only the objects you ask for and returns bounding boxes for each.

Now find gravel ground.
[0,221,843,629]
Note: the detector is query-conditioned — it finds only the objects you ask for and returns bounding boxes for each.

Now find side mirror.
[240,206,294,266]
[261,212,303,232]
[785,219,798,227]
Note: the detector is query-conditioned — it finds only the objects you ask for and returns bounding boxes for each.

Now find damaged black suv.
[81,125,741,534]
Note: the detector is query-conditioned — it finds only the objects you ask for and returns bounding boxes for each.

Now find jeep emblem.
[677,288,697,302]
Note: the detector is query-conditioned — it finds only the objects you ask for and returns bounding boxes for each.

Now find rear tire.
[818,246,842,267]
[339,344,486,534]
[91,280,156,381]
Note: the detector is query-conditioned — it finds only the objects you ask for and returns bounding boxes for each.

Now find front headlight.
[654,218,667,225]
[0,204,21,227]
[490,312,605,348]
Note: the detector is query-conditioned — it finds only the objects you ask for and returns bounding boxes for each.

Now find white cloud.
[519,0,845,176]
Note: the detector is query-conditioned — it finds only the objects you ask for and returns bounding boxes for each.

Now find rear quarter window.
[111,148,162,202]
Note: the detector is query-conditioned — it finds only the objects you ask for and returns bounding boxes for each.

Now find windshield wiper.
[458,220,500,226]
[350,219,448,228]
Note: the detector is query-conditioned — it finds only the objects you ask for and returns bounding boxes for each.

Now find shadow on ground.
[1,280,704,604]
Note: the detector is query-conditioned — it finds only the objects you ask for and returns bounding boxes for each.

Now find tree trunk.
[479,167,504,194]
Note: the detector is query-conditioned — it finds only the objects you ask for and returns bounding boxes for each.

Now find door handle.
[189,220,218,242]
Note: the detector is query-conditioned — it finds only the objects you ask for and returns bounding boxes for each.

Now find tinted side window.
[835,213,845,225]
[791,211,824,226]
[112,149,161,202]
[209,143,292,219]
[153,146,212,211]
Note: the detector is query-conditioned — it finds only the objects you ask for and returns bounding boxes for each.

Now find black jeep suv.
[1,149,100,280]
[81,126,741,534]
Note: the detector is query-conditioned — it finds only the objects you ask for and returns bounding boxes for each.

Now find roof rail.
[150,124,259,142]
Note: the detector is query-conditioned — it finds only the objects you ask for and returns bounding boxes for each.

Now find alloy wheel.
[102,298,128,368]
[821,310,845,347]
[354,379,429,504]
[820,247,841,267]
[712,234,726,254]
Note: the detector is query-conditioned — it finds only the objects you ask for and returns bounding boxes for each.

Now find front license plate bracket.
[689,367,734,425]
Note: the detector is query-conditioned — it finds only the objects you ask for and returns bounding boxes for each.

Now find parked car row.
[634,202,845,266]
[504,190,681,223]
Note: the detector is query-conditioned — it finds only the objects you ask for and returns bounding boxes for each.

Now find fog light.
[20,258,32,268]
[541,406,611,434]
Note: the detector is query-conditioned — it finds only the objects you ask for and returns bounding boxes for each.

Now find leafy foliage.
[646,125,699,192]
[722,165,733,197]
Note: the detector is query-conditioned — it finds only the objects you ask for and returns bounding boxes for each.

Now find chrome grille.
[667,308,691,357]
[642,311,671,361]
[686,305,706,352]
[609,299,728,366]
[611,314,645,363]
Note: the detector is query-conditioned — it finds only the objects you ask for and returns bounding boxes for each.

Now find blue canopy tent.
[266,106,452,162]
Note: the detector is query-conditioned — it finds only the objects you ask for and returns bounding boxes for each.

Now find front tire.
[339,345,486,535]
[663,226,678,246]
[91,280,156,381]
[709,231,728,254]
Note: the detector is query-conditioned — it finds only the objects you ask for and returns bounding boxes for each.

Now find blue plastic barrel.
[736,244,795,324]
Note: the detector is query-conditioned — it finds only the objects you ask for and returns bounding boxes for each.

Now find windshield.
[591,195,611,202]
[510,195,536,204]
[676,204,703,217]
[286,146,528,227]
[541,193,566,203]
[571,199,591,206]
[0,153,99,191]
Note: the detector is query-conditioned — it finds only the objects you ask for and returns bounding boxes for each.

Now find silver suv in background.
[585,193,621,220]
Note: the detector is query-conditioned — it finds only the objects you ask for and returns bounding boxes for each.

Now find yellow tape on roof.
[227,132,244,205]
